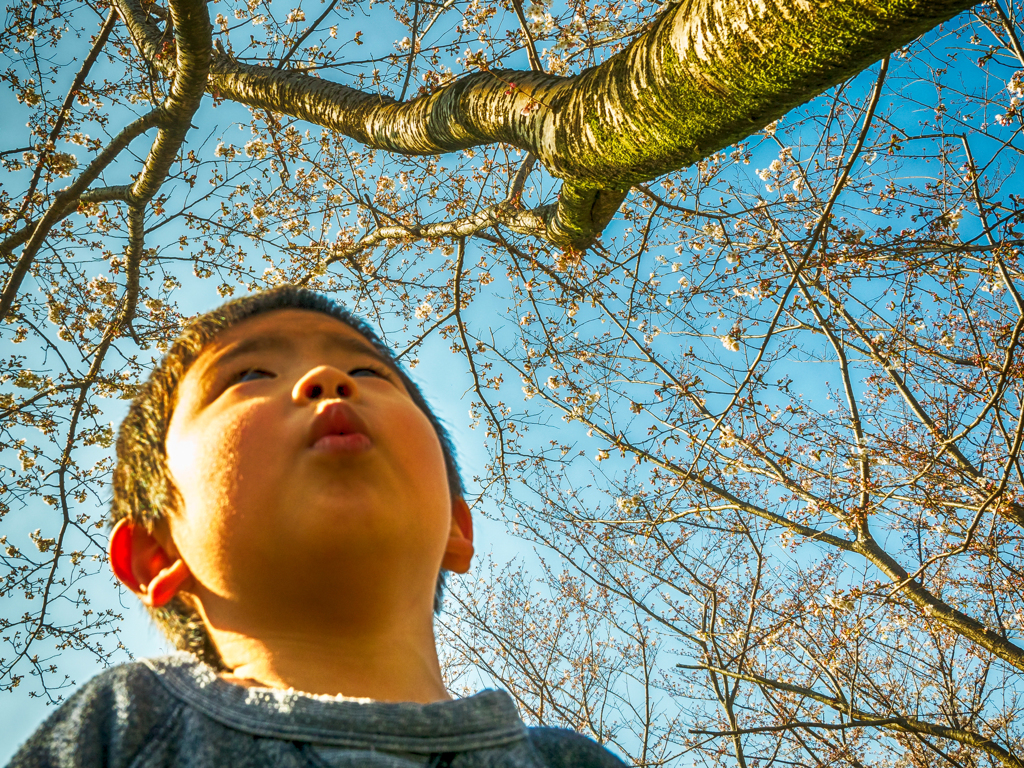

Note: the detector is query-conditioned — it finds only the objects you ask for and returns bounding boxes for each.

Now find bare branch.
[0,109,162,323]
[679,665,1024,768]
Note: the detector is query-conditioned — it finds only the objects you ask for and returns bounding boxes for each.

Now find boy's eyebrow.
[210,335,289,372]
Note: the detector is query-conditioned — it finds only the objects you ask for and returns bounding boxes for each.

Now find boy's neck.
[208,616,451,703]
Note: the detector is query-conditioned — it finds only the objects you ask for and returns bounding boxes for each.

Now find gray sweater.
[7,654,625,768]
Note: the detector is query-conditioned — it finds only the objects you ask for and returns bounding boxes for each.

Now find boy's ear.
[441,497,474,574]
[109,519,193,607]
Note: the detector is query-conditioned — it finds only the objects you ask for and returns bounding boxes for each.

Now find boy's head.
[108,286,472,669]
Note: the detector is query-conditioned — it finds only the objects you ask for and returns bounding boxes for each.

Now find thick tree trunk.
[208,0,975,180]
[118,0,978,245]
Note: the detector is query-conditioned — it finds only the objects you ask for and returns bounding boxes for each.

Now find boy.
[8,286,623,768]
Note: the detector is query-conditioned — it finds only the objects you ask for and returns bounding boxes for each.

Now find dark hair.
[110,286,463,669]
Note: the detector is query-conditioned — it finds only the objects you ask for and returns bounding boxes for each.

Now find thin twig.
[454,237,507,471]
[9,9,117,232]
[399,0,419,101]
[509,0,544,72]
[277,0,341,70]
[0,110,162,323]
[685,57,889,484]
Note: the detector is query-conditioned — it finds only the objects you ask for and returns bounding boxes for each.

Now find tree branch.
[110,0,211,336]
[309,155,545,275]
[278,0,342,71]
[9,9,118,233]
[455,237,508,472]
[0,0,211,327]
[679,664,1024,768]
[0,110,162,323]
[509,0,544,73]
[115,0,978,249]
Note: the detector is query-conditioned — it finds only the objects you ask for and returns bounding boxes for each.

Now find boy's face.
[162,309,456,622]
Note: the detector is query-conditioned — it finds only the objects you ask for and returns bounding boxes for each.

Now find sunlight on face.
[163,309,452,623]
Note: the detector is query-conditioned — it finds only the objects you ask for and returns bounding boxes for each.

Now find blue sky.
[3,0,1024,762]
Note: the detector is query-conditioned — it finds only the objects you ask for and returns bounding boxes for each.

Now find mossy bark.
[117,0,977,246]
[199,0,975,184]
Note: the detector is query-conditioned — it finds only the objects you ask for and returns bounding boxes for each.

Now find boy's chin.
[233,549,441,621]
[250,510,446,579]
[282,485,449,537]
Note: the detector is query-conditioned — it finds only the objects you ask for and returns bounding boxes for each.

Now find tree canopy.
[5,0,1024,765]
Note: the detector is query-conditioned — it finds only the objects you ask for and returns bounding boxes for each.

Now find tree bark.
[116,0,978,248]
[116,0,978,246]
[207,0,976,182]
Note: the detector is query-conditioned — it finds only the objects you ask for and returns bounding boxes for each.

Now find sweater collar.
[143,653,528,752]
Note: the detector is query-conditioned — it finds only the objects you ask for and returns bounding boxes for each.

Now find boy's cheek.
[173,396,278,462]
[384,406,449,490]
[166,407,285,524]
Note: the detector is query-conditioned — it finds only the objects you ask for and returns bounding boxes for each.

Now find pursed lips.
[308,401,372,454]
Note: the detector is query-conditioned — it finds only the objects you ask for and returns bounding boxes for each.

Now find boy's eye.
[350,366,387,378]
[234,368,274,384]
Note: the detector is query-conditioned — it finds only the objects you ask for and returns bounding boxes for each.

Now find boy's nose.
[292,365,357,403]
